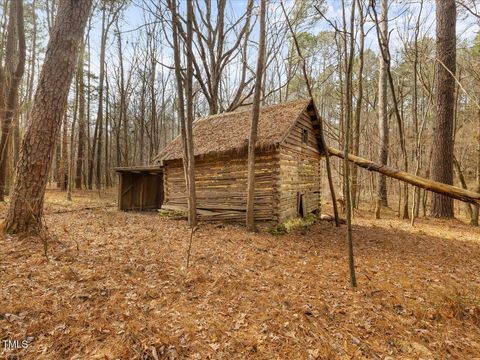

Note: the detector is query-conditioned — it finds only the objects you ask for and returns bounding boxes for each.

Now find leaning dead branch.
[328,147,480,205]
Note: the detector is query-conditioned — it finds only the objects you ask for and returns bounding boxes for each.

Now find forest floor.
[1,190,480,360]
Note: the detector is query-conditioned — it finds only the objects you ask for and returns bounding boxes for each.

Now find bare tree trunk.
[168,0,196,227]
[174,0,254,115]
[351,0,364,209]
[86,24,92,189]
[26,0,37,125]
[55,135,61,187]
[374,0,389,212]
[12,111,20,169]
[411,2,423,226]
[336,35,345,197]
[453,157,473,218]
[398,82,409,220]
[246,0,266,231]
[286,3,340,227]
[5,0,93,234]
[75,45,86,189]
[139,66,146,165]
[116,23,128,167]
[0,0,26,201]
[150,50,157,157]
[372,0,410,219]
[375,0,389,219]
[95,8,107,190]
[45,0,57,34]
[87,117,98,189]
[185,0,197,228]
[343,0,357,287]
[431,0,456,218]
[105,74,111,187]
[67,74,79,201]
[60,113,68,190]
[472,106,480,225]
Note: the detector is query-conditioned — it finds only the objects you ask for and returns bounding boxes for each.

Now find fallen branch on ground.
[49,204,116,214]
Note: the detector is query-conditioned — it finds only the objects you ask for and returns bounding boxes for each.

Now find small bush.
[267,224,288,235]
[158,209,185,219]
[267,213,318,235]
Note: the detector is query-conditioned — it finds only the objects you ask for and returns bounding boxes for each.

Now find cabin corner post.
[272,149,282,225]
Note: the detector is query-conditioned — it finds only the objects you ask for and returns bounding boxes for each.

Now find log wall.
[163,151,280,222]
[278,112,322,222]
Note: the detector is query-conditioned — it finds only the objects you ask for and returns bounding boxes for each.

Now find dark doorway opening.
[297,193,306,218]
[115,166,164,211]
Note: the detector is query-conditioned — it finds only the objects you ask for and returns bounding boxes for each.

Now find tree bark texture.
[185,0,197,228]
[351,0,364,209]
[0,0,26,201]
[343,0,357,287]
[5,0,93,234]
[75,45,86,189]
[246,0,266,231]
[168,0,194,226]
[60,113,68,190]
[472,106,480,225]
[95,8,107,190]
[375,0,389,216]
[431,0,456,218]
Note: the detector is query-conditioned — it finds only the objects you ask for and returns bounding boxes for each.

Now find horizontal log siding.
[278,112,322,222]
[163,151,280,222]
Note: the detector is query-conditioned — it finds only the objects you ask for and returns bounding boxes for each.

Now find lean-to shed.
[115,166,164,211]
[154,98,325,224]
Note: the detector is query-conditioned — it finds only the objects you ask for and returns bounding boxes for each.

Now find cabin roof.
[155,98,323,162]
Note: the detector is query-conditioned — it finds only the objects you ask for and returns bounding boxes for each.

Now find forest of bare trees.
[0,0,479,233]
[2,1,480,358]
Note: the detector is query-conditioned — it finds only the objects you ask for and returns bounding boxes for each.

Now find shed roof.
[155,98,321,162]
[114,166,163,174]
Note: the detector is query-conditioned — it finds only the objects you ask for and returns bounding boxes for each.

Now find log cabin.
[151,98,326,224]
[117,99,480,216]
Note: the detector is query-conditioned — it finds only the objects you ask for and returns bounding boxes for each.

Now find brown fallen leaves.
[1,190,480,359]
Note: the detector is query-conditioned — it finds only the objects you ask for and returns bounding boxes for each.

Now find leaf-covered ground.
[1,190,480,359]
